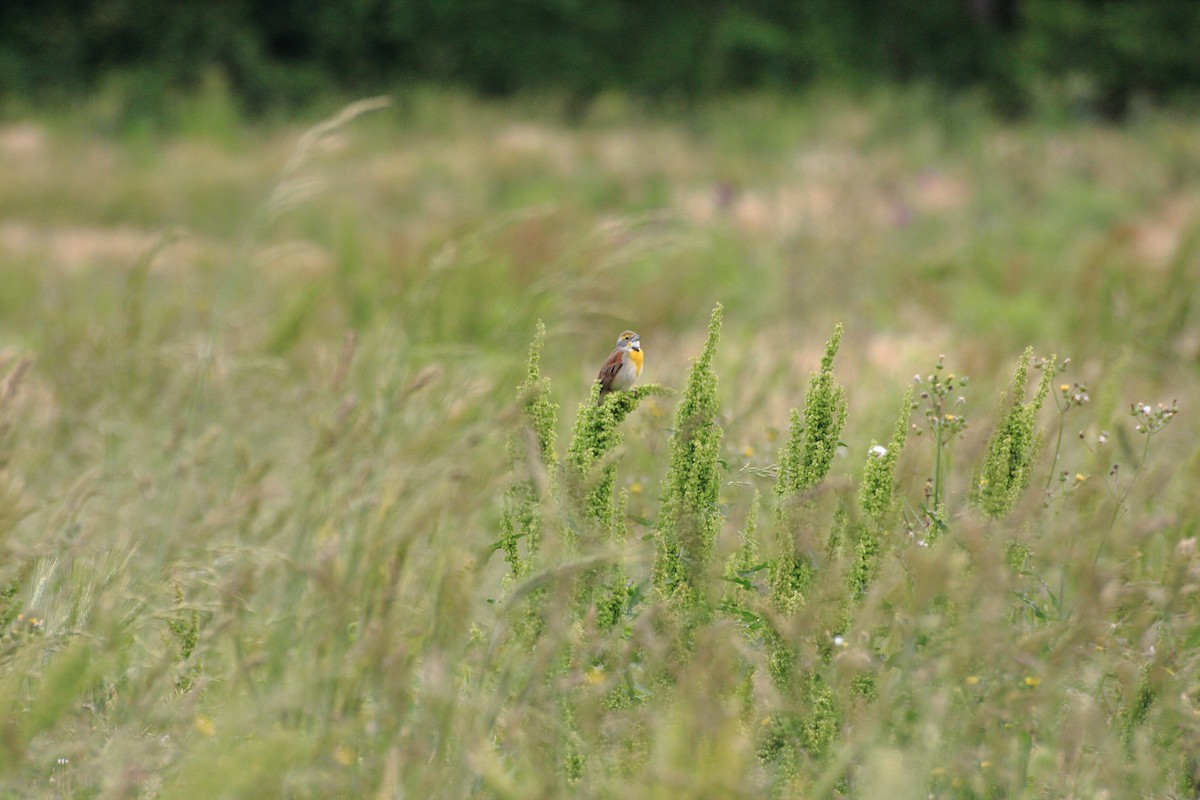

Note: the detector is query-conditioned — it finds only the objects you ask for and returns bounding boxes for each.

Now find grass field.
[1,86,1198,798]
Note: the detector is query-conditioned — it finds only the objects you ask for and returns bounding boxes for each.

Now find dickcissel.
[596,330,643,405]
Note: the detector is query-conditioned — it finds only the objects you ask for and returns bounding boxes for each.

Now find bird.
[595,330,643,406]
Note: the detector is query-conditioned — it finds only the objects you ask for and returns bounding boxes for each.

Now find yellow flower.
[1075,473,1086,482]
[742,445,754,457]
[1023,675,1041,687]
[194,716,215,737]
[965,675,980,685]
[980,760,993,769]
[585,666,605,685]
[334,746,355,766]
[629,482,643,495]
[1060,384,1069,392]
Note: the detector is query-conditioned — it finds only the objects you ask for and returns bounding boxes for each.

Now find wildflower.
[334,746,355,766]
[499,321,560,578]
[742,445,755,457]
[1098,431,1109,444]
[567,380,670,535]
[854,388,913,595]
[970,347,1056,519]
[1130,400,1179,436]
[776,324,846,499]
[517,321,558,460]
[194,716,216,736]
[1075,473,1086,482]
[721,491,762,616]
[833,635,846,647]
[629,482,643,495]
[654,304,724,604]
[965,675,980,685]
[1023,675,1041,687]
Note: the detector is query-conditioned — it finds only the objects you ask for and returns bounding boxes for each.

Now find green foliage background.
[3,1,1200,118]
[0,87,1198,796]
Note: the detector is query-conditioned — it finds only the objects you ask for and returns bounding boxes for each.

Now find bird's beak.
[631,339,641,351]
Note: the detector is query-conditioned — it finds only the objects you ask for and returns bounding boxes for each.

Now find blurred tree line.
[1,0,1197,118]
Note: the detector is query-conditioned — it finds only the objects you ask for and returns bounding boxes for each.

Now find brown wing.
[596,348,624,405]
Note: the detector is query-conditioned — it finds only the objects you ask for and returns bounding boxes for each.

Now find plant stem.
[1044,411,1066,491]
[933,420,944,514]
[1096,431,1157,568]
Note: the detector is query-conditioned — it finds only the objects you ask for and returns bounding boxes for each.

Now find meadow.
[0,86,1198,798]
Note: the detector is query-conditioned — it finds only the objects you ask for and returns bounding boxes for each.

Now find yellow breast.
[628,348,643,377]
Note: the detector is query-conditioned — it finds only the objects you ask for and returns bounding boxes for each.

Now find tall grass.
[0,90,1197,797]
